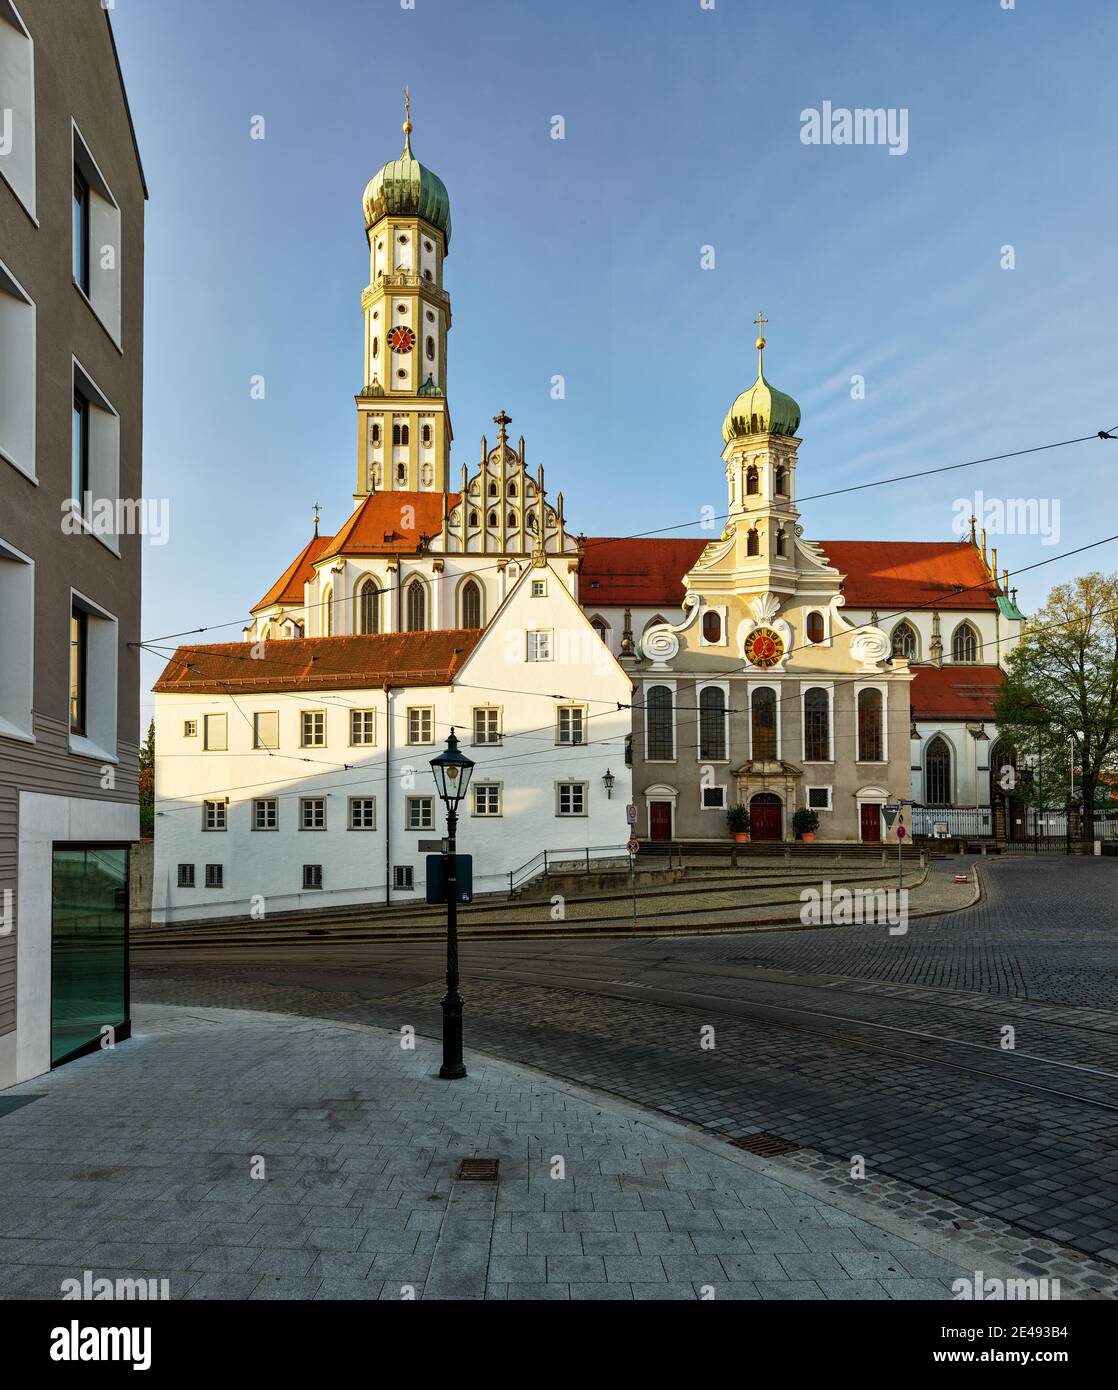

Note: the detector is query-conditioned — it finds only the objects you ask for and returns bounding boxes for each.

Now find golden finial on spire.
[753,310,768,374]
[403,86,412,134]
[312,501,321,538]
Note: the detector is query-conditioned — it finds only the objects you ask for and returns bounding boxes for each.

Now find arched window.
[591,618,609,644]
[925,735,952,805]
[952,622,979,663]
[806,611,825,644]
[526,512,538,532]
[488,480,498,497]
[804,687,830,761]
[392,423,400,446]
[747,528,760,557]
[421,424,432,446]
[702,610,722,643]
[405,580,426,632]
[469,509,479,526]
[372,338,379,358]
[746,464,759,495]
[646,685,674,760]
[507,510,516,529]
[857,688,883,762]
[751,687,777,760]
[321,586,334,637]
[775,464,786,495]
[776,527,787,557]
[699,686,726,760]
[371,422,381,444]
[487,510,497,527]
[461,579,482,629]
[357,578,379,635]
[507,481,517,498]
[891,621,917,659]
[425,335,434,360]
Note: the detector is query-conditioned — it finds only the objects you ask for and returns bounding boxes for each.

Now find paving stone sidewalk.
[0,1004,1091,1301]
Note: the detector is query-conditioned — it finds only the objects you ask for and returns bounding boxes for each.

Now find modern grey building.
[0,0,146,1085]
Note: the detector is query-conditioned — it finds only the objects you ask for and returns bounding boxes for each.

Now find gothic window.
[321,586,334,637]
[806,611,825,644]
[405,580,426,632]
[747,528,760,557]
[804,687,830,761]
[776,527,787,557]
[751,687,777,760]
[646,685,674,760]
[775,464,787,496]
[892,621,918,659]
[488,481,498,496]
[699,686,727,761]
[487,511,497,527]
[461,579,482,629]
[507,510,516,529]
[857,688,883,762]
[507,481,517,497]
[357,578,379,635]
[746,464,759,495]
[591,618,609,644]
[952,622,979,663]
[702,611,722,643]
[527,512,538,532]
[925,735,952,805]
[469,510,479,526]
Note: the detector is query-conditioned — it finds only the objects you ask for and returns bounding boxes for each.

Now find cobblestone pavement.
[0,1004,1050,1303]
[131,857,1118,1283]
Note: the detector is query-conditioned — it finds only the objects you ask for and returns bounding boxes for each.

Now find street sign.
[881,805,899,828]
[626,803,638,826]
[627,836,640,853]
[896,826,907,839]
[419,839,448,853]
[425,854,473,905]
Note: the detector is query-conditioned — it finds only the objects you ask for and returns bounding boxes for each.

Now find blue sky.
[112,0,1118,718]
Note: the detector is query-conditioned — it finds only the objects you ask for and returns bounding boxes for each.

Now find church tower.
[718,314,803,597]
[354,92,453,500]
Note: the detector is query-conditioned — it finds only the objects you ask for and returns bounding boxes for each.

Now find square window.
[556,706,585,745]
[807,786,832,811]
[557,782,587,816]
[472,707,501,745]
[300,797,326,830]
[203,800,227,831]
[350,709,375,745]
[393,865,414,891]
[71,122,122,345]
[0,258,37,482]
[67,590,119,757]
[406,797,434,830]
[527,630,552,662]
[69,605,87,736]
[303,864,323,890]
[301,710,325,747]
[254,711,279,750]
[253,798,278,831]
[472,783,501,816]
[70,361,121,551]
[0,536,33,741]
[531,580,546,597]
[183,720,197,738]
[349,797,376,830]
[204,864,223,889]
[701,786,726,809]
[203,713,227,751]
[407,707,433,744]
[177,863,195,888]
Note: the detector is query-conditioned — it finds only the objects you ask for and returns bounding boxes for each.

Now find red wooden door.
[750,796,782,841]
[860,804,882,842]
[649,801,672,841]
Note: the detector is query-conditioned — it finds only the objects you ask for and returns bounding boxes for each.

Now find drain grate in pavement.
[729,1133,801,1157]
[457,1158,500,1182]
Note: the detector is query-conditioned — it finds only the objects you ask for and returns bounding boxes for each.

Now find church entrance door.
[860,804,882,842]
[750,793,783,841]
[649,802,672,841]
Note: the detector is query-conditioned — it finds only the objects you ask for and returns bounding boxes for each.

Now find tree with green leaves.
[994,573,1118,849]
[139,718,155,838]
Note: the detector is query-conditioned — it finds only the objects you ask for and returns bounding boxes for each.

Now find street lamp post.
[429,728,475,1080]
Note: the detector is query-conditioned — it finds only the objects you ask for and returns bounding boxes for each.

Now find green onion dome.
[722,331,801,442]
[362,121,451,246]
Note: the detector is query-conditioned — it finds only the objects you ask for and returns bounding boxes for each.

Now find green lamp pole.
[430,729,475,1080]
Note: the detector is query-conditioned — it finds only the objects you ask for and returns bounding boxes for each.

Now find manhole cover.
[729,1133,800,1157]
[457,1158,499,1181]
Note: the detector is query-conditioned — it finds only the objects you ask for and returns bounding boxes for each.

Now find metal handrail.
[507,843,630,895]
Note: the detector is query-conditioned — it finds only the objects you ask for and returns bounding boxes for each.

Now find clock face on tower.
[745,626,784,669]
[388,325,416,353]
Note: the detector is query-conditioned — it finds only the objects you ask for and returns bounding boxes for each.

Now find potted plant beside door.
[793,807,819,844]
[727,803,750,843]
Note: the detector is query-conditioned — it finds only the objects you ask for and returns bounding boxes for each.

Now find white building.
[152,563,632,923]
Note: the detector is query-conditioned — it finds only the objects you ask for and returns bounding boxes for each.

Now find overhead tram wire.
[133,423,1116,648]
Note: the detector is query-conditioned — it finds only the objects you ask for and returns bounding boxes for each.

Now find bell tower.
[720,315,803,597]
[355,90,453,501]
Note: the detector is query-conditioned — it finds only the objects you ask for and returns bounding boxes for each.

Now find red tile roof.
[579,536,707,608]
[152,632,482,695]
[910,665,1003,720]
[319,491,459,561]
[252,534,334,613]
[817,540,998,611]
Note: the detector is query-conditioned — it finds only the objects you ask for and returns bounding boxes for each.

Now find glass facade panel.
[50,847,128,1066]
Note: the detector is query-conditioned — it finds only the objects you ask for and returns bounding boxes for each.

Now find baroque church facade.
[152,106,1028,923]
